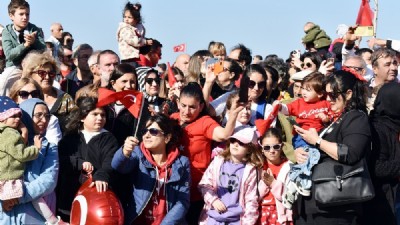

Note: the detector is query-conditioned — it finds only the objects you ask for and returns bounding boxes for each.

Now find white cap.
[230,126,258,145]
[291,70,313,81]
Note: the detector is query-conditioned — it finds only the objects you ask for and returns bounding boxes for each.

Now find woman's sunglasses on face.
[143,127,164,136]
[35,70,56,79]
[301,62,313,68]
[262,143,282,151]
[326,91,343,101]
[18,90,40,99]
[248,80,266,89]
[145,78,161,86]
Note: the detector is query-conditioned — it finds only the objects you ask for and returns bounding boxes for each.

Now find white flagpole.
[373,0,378,37]
[134,94,145,138]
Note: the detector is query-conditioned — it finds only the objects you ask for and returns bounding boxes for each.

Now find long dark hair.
[145,114,182,152]
[243,64,268,103]
[107,63,138,90]
[179,82,208,117]
[65,97,100,134]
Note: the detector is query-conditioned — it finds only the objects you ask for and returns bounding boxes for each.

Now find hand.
[294,126,319,147]
[204,64,217,85]
[262,168,275,186]
[148,105,157,116]
[161,102,170,115]
[344,25,359,44]
[82,161,94,174]
[2,198,18,211]
[89,180,108,192]
[212,199,227,213]
[316,113,329,123]
[24,31,37,47]
[33,135,42,149]
[318,60,334,75]
[294,147,309,164]
[228,101,245,120]
[272,100,282,110]
[123,136,139,157]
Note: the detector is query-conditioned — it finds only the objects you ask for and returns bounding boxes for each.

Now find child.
[2,0,46,68]
[0,96,67,225]
[274,72,331,209]
[258,128,293,225]
[198,126,263,225]
[117,2,152,66]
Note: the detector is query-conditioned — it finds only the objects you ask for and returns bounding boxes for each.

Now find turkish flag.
[167,62,177,87]
[255,104,280,137]
[173,43,186,52]
[97,88,143,118]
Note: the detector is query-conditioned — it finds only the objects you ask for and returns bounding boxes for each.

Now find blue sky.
[1,0,398,64]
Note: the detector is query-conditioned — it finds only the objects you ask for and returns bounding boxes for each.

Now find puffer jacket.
[116,22,146,60]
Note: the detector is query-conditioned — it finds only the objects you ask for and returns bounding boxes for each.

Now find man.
[228,44,252,69]
[342,55,367,79]
[88,50,101,84]
[97,50,120,87]
[173,53,190,76]
[61,44,93,99]
[370,48,398,88]
[46,23,63,58]
[252,55,263,64]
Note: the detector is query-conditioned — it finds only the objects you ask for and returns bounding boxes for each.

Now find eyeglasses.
[18,90,40,99]
[35,70,56,79]
[301,62,313,68]
[33,112,51,120]
[262,144,282,151]
[229,138,246,146]
[145,78,161,85]
[143,127,164,136]
[326,91,343,101]
[248,80,266,89]
[343,65,363,72]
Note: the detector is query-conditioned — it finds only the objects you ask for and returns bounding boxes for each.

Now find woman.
[293,70,371,224]
[365,82,400,225]
[0,98,59,224]
[138,68,166,114]
[22,52,75,132]
[170,82,243,224]
[112,114,190,225]
[9,77,62,145]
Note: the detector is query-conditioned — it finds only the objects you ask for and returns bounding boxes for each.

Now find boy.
[273,72,331,209]
[2,0,46,68]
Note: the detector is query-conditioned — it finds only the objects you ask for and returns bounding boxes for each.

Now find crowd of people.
[0,0,399,225]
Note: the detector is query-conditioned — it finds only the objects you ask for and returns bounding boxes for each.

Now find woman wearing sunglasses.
[293,70,371,225]
[22,52,75,132]
[9,77,62,145]
[112,114,190,225]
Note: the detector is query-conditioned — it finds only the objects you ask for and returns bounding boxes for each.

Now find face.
[81,108,106,132]
[216,61,233,85]
[145,73,160,96]
[236,104,251,125]
[178,95,204,123]
[31,64,56,91]
[361,52,372,65]
[229,49,243,68]
[112,73,136,92]
[64,35,74,49]
[343,58,366,75]
[302,57,317,72]
[173,74,184,90]
[229,138,249,162]
[301,83,322,103]
[75,49,93,72]
[248,72,266,102]
[149,47,162,67]
[142,122,170,152]
[2,112,22,129]
[52,24,63,39]
[62,49,73,66]
[9,8,30,31]
[373,56,398,83]
[32,104,50,135]
[293,81,302,99]
[99,53,119,84]
[123,10,137,26]
[326,83,346,113]
[16,83,40,104]
[175,54,190,75]
[261,136,283,165]
[213,52,226,61]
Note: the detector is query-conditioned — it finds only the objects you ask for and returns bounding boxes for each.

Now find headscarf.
[19,98,49,145]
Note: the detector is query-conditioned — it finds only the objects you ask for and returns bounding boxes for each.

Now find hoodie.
[116,22,146,60]
[136,143,180,225]
[19,98,48,145]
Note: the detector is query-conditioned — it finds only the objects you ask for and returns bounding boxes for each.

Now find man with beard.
[97,49,120,87]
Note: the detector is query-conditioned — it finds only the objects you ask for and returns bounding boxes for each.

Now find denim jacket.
[112,146,190,225]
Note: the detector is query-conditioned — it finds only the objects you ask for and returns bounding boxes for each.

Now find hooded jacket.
[116,22,146,60]
[302,25,332,49]
[112,144,190,225]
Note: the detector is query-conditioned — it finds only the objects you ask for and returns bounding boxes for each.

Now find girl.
[117,2,152,65]
[198,126,263,225]
[56,97,119,221]
[258,128,293,225]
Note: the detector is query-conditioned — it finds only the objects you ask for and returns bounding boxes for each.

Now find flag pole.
[133,94,145,138]
[373,0,378,37]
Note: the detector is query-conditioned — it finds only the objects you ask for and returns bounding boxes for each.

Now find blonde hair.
[9,77,43,102]
[220,141,264,168]
[208,41,226,57]
[22,51,58,78]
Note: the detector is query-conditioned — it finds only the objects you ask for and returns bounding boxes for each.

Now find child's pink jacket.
[198,156,259,225]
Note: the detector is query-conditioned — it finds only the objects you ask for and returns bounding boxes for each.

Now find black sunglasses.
[262,144,282,151]
[301,62,313,68]
[248,80,266,89]
[326,91,343,101]
[18,90,40,99]
[229,137,246,146]
[145,78,161,85]
[143,127,164,136]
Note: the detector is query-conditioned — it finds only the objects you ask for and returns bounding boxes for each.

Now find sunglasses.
[301,62,313,68]
[229,137,246,146]
[326,91,343,101]
[248,80,266,89]
[145,78,161,85]
[18,90,40,99]
[33,112,51,120]
[262,144,282,151]
[143,127,164,136]
[35,70,56,79]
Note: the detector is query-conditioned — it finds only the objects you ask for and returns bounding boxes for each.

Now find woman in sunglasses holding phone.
[112,114,190,225]
[9,78,62,145]
[22,52,75,132]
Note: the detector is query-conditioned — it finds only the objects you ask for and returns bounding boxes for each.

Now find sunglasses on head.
[35,70,56,79]
[301,62,313,68]
[143,127,164,136]
[145,77,161,85]
[18,90,40,99]
[229,137,246,146]
[326,91,343,101]
[248,80,266,89]
[262,144,282,151]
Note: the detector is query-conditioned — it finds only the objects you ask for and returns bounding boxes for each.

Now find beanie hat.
[0,96,21,121]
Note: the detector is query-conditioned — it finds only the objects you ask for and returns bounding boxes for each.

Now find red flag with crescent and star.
[97,88,143,118]
[173,43,186,52]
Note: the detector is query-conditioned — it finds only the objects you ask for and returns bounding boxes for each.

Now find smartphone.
[238,76,249,103]
[287,117,300,127]
[213,61,224,75]
[327,57,335,64]
[205,58,219,67]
